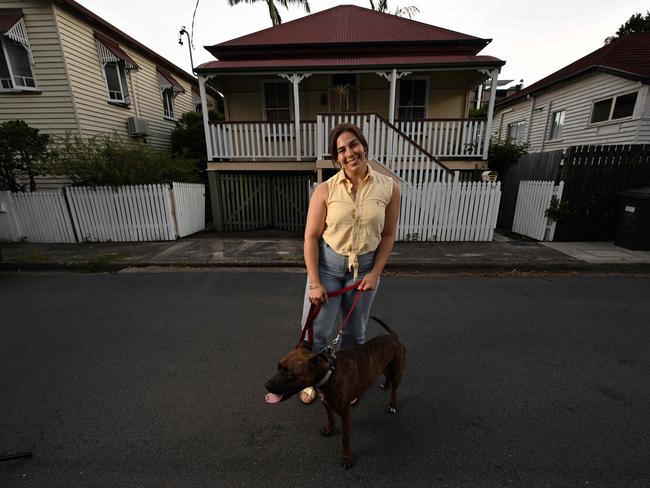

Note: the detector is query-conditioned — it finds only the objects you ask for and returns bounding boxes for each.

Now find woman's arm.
[304,182,329,303]
[359,180,400,291]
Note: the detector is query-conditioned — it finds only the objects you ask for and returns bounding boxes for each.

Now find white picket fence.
[0,183,205,243]
[172,182,206,238]
[0,190,76,243]
[397,181,501,241]
[512,180,564,241]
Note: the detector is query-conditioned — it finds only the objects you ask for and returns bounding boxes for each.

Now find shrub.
[488,138,528,173]
[0,120,49,192]
[46,134,201,186]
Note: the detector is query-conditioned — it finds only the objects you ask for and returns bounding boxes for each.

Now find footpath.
[2,231,650,274]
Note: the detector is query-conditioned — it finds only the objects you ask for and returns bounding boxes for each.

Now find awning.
[1,13,31,52]
[156,66,185,93]
[0,13,21,33]
[93,31,139,70]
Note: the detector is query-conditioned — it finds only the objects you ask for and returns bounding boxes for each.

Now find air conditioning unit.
[126,117,150,137]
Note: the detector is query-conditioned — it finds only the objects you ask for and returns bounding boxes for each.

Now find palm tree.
[369,0,419,19]
[227,0,311,26]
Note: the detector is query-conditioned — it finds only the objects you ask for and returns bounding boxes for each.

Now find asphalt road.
[1,270,649,488]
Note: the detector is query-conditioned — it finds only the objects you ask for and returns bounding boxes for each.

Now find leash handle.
[298,280,363,349]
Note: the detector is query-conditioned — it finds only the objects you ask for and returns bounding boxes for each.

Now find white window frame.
[548,109,566,141]
[102,61,129,104]
[161,87,175,119]
[328,73,360,113]
[506,120,526,144]
[589,91,639,125]
[0,18,37,92]
[261,80,293,122]
[396,76,429,120]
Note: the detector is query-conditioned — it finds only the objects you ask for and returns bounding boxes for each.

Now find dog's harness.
[298,280,364,352]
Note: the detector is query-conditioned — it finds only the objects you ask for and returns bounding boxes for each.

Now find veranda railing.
[395,118,486,158]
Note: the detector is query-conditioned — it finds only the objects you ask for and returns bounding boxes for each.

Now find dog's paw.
[320,426,334,436]
[341,454,354,469]
[378,382,388,390]
[388,406,397,414]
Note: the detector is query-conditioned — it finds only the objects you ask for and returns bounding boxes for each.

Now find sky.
[75,0,649,88]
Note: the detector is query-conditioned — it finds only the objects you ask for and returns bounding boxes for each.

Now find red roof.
[213,5,483,50]
[198,5,503,73]
[497,33,650,109]
[198,54,503,72]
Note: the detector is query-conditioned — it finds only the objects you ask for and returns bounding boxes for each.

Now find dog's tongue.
[265,392,283,404]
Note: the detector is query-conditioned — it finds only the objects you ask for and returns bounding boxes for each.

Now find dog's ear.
[308,352,329,369]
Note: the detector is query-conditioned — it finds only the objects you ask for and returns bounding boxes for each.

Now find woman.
[300,122,400,404]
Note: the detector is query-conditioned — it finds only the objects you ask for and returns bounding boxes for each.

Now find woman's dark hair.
[328,123,369,162]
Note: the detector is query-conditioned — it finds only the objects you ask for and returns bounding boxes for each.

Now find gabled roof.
[211,5,485,53]
[497,33,650,109]
[50,0,198,87]
[198,5,503,73]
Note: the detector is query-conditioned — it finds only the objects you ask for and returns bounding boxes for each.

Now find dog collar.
[315,369,332,387]
[315,350,336,387]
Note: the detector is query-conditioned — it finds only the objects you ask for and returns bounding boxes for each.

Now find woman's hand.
[358,272,380,291]
[308,284,328,304]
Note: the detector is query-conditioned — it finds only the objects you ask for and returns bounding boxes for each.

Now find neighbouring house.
[1,0,218,188]
[492,33,650,151]
[194,4,505,231]
[469,79,522,110]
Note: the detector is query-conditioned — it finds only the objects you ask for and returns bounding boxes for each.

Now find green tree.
[0,120,49,192]
[369,0,419,19]
[46,135,200,186]
[605,11,650,44]
[227,0,311,26]
[487,138,528,174]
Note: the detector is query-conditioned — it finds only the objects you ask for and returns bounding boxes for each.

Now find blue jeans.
[301,240,379,352]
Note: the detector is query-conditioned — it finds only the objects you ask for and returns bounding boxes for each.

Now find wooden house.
[194,5,505,231]
[493,33,650,152]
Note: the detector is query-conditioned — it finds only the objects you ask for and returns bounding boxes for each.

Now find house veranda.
[195,5,506,237]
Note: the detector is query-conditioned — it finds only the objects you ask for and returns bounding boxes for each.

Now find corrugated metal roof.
[497,33,650,108]
[197,54,504,72]
[211,5,485,49]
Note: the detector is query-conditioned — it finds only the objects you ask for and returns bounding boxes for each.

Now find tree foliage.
[0,120,49,192]
[369,0,419,18]
[487,138,528,174]
[605,11,650,44]
[46,135,201,186]
[227,0,311,26]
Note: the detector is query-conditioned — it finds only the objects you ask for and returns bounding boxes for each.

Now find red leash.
[298,281,363,349]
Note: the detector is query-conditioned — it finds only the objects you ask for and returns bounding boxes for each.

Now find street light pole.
[178,26,195,74]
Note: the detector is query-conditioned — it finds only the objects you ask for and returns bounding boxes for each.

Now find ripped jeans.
[301,240,379,352]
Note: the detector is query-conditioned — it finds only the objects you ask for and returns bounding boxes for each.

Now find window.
[157,67,184,120]
[548,110,565,140]
[329,74,357,113]
[162,88,174,118]
[0,14,36,91]
[398,78,428,119]
[103,61,129,103]
[590,92,638,123]
[94,31,139,105]
[263,81,292,122]
[506,120,526,144]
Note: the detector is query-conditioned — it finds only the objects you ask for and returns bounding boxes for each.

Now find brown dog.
[264,317,406,468]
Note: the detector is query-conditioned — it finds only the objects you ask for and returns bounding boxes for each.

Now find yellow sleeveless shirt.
[322,164,394,278]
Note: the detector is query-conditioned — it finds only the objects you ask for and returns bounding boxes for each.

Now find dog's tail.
[370,316,399,338]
